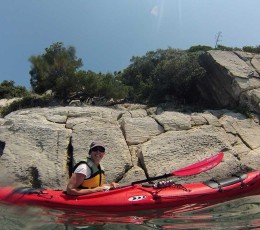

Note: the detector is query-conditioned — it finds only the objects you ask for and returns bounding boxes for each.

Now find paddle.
[128,152,224,186]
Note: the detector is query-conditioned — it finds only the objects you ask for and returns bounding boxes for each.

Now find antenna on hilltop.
[215,32,222,48]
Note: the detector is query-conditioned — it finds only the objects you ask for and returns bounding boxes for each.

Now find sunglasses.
[91,146,105,153]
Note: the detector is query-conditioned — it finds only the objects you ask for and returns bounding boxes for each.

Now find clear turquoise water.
[1,195,260,230]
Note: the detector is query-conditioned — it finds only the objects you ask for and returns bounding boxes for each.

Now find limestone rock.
[139,125,237,183]
[0,104,259,189]
[121,116,164,145]
[0,111,71,189]
[154,111,192,131]
[199,50,260,113]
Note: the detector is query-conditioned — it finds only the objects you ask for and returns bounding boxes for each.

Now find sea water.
[0,196,260,230]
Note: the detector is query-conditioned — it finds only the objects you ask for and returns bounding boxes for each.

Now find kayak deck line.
[8,172,253,196]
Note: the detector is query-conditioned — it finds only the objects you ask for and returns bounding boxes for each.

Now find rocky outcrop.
[0,104,259,190]
[199,50,260,114]
[1,50,260,190]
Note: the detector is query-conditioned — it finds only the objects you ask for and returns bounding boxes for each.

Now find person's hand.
[110,182,119,188]
[103,185,110,191]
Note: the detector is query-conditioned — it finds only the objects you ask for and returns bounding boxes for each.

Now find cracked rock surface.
[199,50,260,113]
[0,105,259,189]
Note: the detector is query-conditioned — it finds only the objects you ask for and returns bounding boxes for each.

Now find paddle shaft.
[132,173,170,185]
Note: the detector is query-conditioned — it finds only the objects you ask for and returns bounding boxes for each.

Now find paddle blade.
[171,152,224,176]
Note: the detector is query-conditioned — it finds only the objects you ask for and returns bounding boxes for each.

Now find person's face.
[90,146,105,164]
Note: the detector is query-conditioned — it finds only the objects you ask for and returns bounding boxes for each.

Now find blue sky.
[1,0,260,89]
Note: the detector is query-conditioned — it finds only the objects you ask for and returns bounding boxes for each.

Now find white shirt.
[74,163,91,178]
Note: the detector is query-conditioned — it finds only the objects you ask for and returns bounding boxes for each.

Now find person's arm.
[66,173,104,195]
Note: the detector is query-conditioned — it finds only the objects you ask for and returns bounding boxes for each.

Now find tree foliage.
[119,48,206,104]
[76,71,129,100]
[29,42,128,102]
[0,80,28,99]
[29,42,83,101]
[187,45,213,53]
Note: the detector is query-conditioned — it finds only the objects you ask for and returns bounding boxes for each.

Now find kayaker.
[66,141,119,195]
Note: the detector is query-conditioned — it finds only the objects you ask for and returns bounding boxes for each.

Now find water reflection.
[146,196,260,229]
[0,196,259,229]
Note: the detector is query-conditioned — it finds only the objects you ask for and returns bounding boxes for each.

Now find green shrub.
[0,95,54,117]
[0,80,29,99]
[242,45,260,54]
[119,48,206,105]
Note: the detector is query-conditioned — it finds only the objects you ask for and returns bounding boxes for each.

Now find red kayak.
[0,170,259,212]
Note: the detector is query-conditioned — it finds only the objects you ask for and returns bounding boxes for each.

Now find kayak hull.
[0,170,260,212]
